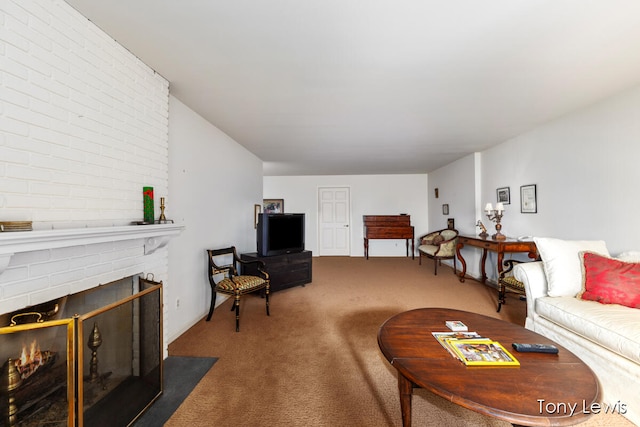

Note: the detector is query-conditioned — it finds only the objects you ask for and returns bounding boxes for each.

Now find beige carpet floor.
[167,256,634,426]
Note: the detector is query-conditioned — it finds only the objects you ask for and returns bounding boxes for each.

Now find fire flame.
[14,339,46,380]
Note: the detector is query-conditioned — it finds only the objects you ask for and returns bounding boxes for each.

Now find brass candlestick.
[159,197,166,221]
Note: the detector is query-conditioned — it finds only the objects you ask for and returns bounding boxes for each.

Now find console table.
[363,215,414,260]
[241,251,312,293]
[456,235,537,283]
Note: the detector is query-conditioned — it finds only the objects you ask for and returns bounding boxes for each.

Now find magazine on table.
[431,331,489,360]
[445,339,520,366]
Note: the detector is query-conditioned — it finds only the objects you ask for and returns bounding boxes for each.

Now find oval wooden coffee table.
[378,308,600,427]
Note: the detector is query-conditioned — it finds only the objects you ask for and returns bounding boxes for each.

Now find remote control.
[512,343,559,354]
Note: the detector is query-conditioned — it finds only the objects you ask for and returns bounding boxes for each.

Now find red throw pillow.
[578,252,640,308]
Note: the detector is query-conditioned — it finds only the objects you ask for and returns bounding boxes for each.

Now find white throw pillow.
[617,251,640,262]
[533,237,609,297]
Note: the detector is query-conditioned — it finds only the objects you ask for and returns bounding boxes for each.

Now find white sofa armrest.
[513,261,547,324]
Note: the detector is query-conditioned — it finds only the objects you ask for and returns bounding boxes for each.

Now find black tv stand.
[240,251,312,293]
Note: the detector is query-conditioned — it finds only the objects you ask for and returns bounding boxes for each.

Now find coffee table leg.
[398,373,412,427]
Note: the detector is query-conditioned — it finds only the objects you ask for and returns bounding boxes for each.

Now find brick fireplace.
[1,274,163,426]
[0,224,182,426]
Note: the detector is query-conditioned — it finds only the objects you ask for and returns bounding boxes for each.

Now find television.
[257,213,305,257]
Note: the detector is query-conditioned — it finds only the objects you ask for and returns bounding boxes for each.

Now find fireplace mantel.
[0,223,184,275]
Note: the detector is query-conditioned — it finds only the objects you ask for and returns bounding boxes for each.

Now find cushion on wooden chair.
[500,275,525,292]
[216,275,267,292]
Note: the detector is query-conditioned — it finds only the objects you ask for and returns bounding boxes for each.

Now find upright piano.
[363,215,414,260]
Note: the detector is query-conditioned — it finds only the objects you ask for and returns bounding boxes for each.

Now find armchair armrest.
[513,261,547,323]
[500,259,522,278]
[235,257,269,279]
[435,238,457,256]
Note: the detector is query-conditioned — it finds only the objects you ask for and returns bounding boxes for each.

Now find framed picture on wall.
[497,187,510,204]
[254,204,262,228]
[442,204,449,215]
[520,185,537,213]
[447,218,455,230]
[263,199,284,214]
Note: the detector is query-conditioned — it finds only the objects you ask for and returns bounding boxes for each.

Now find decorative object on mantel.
[143,186,154,224]
[159,197,166,221]
[476,220,488,239]
[0,221,33,232]
[484,202,506,241]
[154,196,174,224]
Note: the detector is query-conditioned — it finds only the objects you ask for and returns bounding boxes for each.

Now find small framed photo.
[447,218,455,230]
[442,204,449,215]
[263,199,284,214]
[497,187,510,205]
[520,185,537,213]
[254,204,262,228]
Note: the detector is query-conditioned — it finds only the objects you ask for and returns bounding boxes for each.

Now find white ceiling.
[64,0,640,176]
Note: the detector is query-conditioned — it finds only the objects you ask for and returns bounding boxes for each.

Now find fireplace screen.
[0,275,163,427]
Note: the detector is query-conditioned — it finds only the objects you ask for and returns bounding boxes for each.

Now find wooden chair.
[417,229,458,275]
[497,259,525,312]
[206,246,270,332]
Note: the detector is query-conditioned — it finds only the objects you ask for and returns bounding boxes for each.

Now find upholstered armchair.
[417,229,459,275]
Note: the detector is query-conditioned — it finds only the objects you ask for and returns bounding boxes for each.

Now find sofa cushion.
[533,237,609,297]
[535,296,640,365]
[578,252,640,308]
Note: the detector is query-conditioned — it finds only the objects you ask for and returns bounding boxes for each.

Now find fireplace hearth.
[1,275,163,427]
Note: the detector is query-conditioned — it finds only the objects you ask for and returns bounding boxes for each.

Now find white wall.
[435,84,640,283]
[426,153,484,276]
[264,174,428,257]
[481,85,640,255]
[167,96,263,342]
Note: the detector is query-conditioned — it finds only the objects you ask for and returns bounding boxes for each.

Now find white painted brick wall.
[1,0,169,229]
[0,0,172,353]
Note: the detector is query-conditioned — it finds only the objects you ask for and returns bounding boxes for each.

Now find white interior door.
[318,187,351,256]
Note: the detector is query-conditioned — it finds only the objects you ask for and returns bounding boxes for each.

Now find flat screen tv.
[257,213,305,257]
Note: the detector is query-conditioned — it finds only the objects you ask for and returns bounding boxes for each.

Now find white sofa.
[514,239,640,426]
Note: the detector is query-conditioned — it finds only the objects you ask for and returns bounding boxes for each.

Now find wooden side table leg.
[456,242,466,282]
[411,238,415,260]
[398,372,413,427]
[497,251,505,275]
[480,248,488,283]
